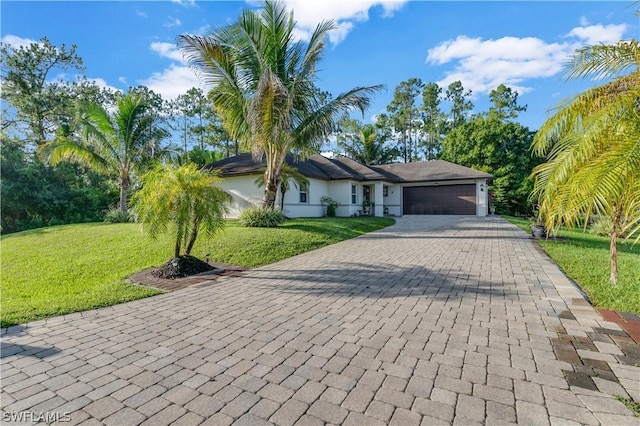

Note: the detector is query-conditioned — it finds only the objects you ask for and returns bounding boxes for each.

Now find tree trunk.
[610,207,621,285]
[262,162,278,209]
[280,182,287,211]
[174,235,181,258]
[263,175,278,209]
[119,180,129,213]
[185,217,199,255]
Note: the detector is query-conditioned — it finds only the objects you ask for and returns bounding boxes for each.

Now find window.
[351,185,357,204]
[299,184,308,203]
[383,186,388,197]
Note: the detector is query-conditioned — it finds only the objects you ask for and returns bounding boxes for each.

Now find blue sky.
[2,1,638,130]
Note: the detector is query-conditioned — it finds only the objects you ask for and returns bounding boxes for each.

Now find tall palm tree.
[178,0,382,208]
[44,92,169,212]
[531,38,640,284]
[345,124,397,165]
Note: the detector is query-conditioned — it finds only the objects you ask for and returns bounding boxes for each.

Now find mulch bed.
[128,260,246,292]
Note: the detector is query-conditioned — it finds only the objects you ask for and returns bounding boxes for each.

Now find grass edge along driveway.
[1,217,395,327]
[502,215,639,315]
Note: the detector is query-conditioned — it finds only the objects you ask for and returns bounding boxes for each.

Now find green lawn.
[1,217,394,327]
[502,215,640,314]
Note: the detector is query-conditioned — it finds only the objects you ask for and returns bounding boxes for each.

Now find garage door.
[403,185,476,215]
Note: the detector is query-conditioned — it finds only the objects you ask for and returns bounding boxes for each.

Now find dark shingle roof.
[207,154,492,183]
[205,153,330,180]
[372,160,493,182]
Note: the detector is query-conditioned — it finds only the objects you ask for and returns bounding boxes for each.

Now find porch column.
[374,181,384,217]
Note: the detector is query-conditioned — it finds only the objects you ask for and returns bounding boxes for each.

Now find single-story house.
[206,153,493,218]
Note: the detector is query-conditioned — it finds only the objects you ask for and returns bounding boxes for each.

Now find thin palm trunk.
[185,216,200,255]
[610,206,621,285]
[280,182,287,211]
[174,232,182,258]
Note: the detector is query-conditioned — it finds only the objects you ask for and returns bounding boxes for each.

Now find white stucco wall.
[218,175,329,218]
[217,175,263,218]
[476,179,488,217]
[383,184,402,216]
[218,174,489,218]
[282,179,327,217]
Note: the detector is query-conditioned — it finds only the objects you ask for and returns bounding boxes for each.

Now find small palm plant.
[132,163,230,259]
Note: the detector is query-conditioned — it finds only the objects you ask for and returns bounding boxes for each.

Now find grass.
[1,217,394,327]
[617,396,640,417]
[502,215,640,314]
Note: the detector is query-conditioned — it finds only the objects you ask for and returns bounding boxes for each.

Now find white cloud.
[580,16,590,26]
[279,0,408,45]
[150,42,184,63]
[566,23,627,45]
[86,77,121,94]
[171,0,196,7]
[427,35,572,95]
[139,64,203,100]
[118,76,128,85]
[1,34,37,49]
[426,21,628,96]
[136,10,148,18]
[164,16,183,28]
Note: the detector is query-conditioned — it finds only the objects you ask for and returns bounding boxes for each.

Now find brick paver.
[2,216,639,425]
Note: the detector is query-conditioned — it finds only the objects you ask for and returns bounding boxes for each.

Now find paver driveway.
[2,216,639,425]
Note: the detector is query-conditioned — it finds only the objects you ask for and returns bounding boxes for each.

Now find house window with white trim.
[351,185,357,204]
[299,183,308,203]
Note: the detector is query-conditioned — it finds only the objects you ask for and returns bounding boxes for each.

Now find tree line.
[337,80,542,216]
[0,38,238,233]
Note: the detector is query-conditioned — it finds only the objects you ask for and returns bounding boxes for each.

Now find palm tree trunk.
[280,183,287,211]
[263,178,278,209]
[119,179,129,213]
[262,159,279,208]
[610,207,621,285]
[174,235,182,258]
[185,217,199,255]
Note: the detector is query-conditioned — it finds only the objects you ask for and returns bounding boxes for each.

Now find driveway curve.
[2,216,639,425]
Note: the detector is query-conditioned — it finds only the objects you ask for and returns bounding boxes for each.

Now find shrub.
[240,206,287,227]
[589,217,627,238]
[321,196,339,217]
[103,208,133,223]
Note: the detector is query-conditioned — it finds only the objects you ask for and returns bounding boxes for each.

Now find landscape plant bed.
[1,217,395,327]
[502,215,640,314]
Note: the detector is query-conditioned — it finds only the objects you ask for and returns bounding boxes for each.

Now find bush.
[103,208,133,223]
[321,196,339,217]
[589,217,627,238]
[239,206,287,227]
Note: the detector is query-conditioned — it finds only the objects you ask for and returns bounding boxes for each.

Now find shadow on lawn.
[543,231,640,255]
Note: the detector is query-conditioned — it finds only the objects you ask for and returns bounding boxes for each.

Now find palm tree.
[345,124,397,165]
[132,163,230,258]
[531,38,640,284]
[44,92,169,212]
[178,0,382,209]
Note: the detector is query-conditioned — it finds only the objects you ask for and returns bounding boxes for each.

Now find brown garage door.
[403,185,476,215]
